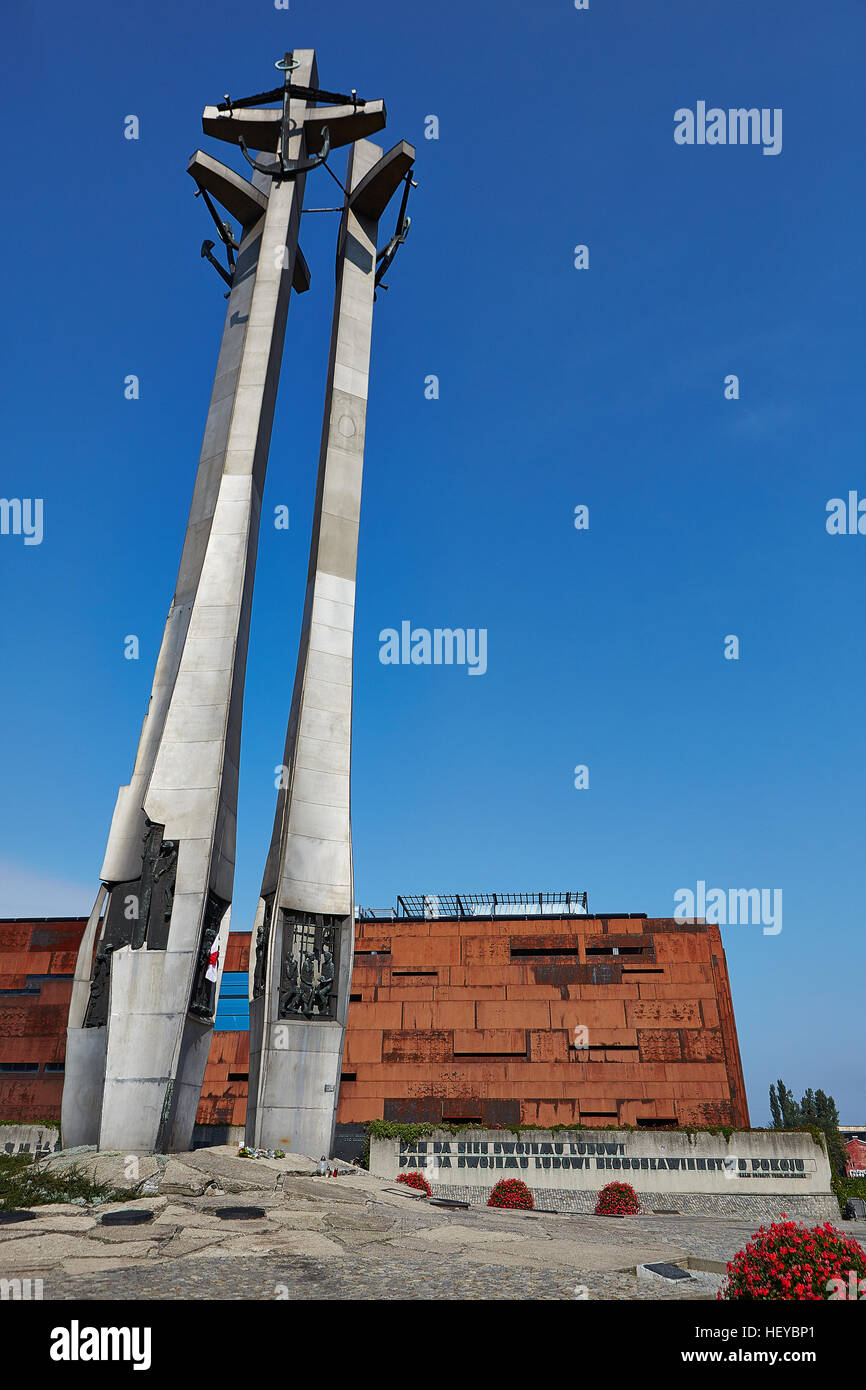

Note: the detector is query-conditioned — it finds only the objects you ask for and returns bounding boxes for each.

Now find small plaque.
[643,1262,692,1282]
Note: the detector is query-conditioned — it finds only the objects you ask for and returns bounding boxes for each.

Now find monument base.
[247,1018,345,1158]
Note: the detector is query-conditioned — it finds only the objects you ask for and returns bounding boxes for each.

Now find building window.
[0,973,73,994]
[0,1062,39,1074]
[44,1063,66,1073]
[586,946,645,957]
[510,947,581,958]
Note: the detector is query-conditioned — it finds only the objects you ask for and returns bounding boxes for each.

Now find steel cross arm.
[202,100,386,154]
[217,83,367,113]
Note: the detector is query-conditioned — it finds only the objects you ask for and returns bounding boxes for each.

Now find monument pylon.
[246,136,415,1158]
[62,51,391,1154]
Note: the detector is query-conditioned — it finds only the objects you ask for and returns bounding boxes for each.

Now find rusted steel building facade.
[0,920,250,1132]
[340,895,749,1134]
[0,918,80,1124]
[0,897,749,1140]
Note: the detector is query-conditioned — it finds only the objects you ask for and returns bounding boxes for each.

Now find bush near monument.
[720,1217,866,1300]
[595,1181,641,1216]
[0,1153,123,1211]
[487,1178,534,1210]
[396,1171,432,1196]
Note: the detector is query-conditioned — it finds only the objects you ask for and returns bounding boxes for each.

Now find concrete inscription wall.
[370,1128,832,1199]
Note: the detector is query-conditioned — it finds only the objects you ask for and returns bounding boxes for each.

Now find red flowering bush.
[487,1178,534,1210]
[720,1216,866,1300]
[396,1170,432,1196]
[594,1181,641,1216]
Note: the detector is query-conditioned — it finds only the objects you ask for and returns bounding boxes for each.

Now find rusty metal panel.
[384,1097,443,1123]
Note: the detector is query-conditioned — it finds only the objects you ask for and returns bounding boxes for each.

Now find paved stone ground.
[1,1147,862,1302]
[42,1255,717,1301]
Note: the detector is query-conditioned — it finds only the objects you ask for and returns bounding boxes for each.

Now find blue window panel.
[215,1014,249,1032]
[215,973,250,1032]
[220,975,248,997]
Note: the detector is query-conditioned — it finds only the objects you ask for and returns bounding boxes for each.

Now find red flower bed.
[594,1181,641,1216]
[487,1178,534,1210]
[720,1216,866,1300]
[396,1171,432,1197]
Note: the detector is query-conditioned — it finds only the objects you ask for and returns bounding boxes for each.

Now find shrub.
[0,1154,124,1211]
[487,1178,534,1210]
[594,1181,641,1215]
[396,1170,432,1196]
[720,1216,866,1300]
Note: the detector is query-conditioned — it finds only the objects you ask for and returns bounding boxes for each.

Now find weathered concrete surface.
[3,1144,864,1301]
[247,138,415,1162]
[62,51,323,1157]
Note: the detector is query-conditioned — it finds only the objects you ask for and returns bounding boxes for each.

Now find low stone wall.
[0,1123,62,1157]
[370,1128,835,1220]
[427,1184,837,1222]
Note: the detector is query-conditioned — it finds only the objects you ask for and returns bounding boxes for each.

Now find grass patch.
[0,1153,124,1211]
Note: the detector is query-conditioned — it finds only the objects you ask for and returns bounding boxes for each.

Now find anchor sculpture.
[236,55,332,182]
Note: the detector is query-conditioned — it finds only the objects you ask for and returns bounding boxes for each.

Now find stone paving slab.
[3,1144,863,1300]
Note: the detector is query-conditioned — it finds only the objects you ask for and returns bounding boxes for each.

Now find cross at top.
[202,50,387,182]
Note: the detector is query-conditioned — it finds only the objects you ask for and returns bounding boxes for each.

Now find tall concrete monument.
[63,51,413,1154]
[246,137,414,1159]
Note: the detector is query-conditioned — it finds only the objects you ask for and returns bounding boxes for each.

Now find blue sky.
[1,0,863,1121]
